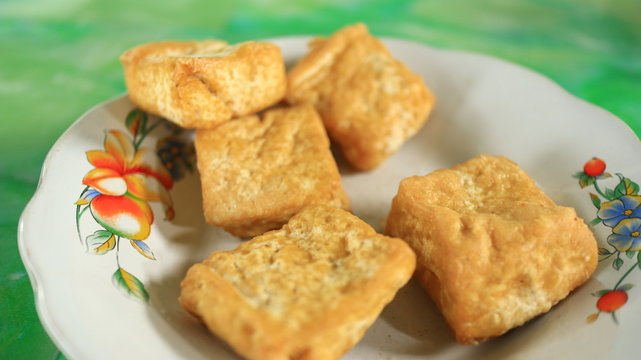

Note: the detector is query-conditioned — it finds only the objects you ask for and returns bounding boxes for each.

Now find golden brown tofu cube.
[180,205,416,360]
[121,40,286,129]
[286,23,435,171]
[385,154,597,345]
[195,104,350,237]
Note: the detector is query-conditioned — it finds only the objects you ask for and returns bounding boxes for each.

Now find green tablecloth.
[2,0,640,358]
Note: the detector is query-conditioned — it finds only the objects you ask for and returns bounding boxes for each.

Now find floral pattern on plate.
[74,109,193,301]
[574,157,640,323]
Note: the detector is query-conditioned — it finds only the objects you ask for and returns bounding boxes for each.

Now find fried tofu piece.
[121,40,286,129]
[195,104,350,237]
[286,23,435,171]
[385,154,597,345]
[180,205,416,360]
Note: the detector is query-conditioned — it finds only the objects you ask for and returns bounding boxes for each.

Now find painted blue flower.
[607,218,641,252]
[597,195,641,227]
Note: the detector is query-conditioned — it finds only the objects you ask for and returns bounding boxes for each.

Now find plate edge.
[16,93,130,360]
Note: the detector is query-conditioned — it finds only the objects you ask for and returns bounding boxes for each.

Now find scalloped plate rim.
[17,36,641,359]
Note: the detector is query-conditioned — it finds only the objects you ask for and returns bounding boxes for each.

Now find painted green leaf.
[618,283,634,291]
[591,289,611,297]
[637,251,641,269]
[86,230,116,255]
[112,267,149,302]
[605,188,616,200]
[589,193,601,209]
[572,172,583,179]
[125,109,148,138]
[599,172,613,179]
[611,312,619,324]
[598,247,612,256]
[130,239,156,260]
[613,257,624,270]
[76,203,90,245]
[626,250,636,259]
[579,174,595,189]
[589,217,602,226]
[614,177,639,197]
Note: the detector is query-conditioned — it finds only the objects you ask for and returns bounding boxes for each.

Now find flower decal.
[81,130,174,237]
[583,157,606,177]
[608,218,641,252]
[157,135,194,181]
[587,285,632,323]
[75,109,193,302]
[84,130,173,201]
[597,195,641,227]
[574,158,641,324]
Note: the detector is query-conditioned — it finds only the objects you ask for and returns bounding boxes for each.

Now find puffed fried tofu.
[121,40,286,129]
[385,154,597,345]
[180,205,416,360]
[286,23,434,171]
[195,104,350,237]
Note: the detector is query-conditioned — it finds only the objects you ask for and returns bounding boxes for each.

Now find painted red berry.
[596,290,628,313]
[584,157,606,177]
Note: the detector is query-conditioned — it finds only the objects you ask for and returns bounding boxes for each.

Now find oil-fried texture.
[180,205,416,360]
[286,23,434,171]
[386,154,597,345]
[196,104,350,237]
[121,40,286,128]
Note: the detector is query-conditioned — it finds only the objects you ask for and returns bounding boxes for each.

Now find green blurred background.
[1,0,640,358]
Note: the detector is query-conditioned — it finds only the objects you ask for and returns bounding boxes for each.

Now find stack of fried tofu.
[120,24,597,360]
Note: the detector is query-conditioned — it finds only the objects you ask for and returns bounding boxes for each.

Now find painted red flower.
[77,130,174,240]
[587,286,631,323]
[583,157,606,177]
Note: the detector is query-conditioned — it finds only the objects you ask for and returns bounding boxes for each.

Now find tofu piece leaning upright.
[121,40,286,129]
[195,104,350,237]
[385,154,598,345]
[286,23,435,171]
[180,205,416,360]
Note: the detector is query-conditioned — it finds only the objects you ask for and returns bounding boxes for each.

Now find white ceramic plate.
[19,36,641,359]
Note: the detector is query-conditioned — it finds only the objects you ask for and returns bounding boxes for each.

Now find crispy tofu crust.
[286,23,435,171]
[121,40,286,129]
[385,154,598,345]
[180,205,416,360]
[195,104,350,237]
